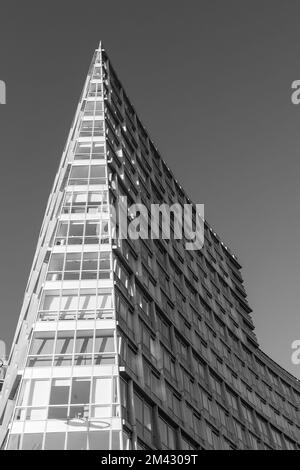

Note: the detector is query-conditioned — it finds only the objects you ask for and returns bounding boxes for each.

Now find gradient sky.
[0,0,300,378]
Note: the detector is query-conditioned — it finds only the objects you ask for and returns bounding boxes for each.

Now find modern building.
[0,341,7,394]
[0,43,300,450]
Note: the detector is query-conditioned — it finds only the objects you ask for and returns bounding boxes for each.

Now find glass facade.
[0,44,300,450]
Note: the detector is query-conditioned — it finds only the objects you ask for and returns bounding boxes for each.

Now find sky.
[0,0,300,378]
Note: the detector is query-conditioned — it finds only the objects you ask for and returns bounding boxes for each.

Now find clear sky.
[0,0,300,378]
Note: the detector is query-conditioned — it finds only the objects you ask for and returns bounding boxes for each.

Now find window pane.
[22,433,43,450]
[30,333,55,355]
[29,380,50,407]
[111,431,121,450]
[90,166,105,178]
[67,432,88,450]
[42,294,60,311]
[70,166,89,178]
[7,435,21,450]
[71,379,90,404]
[44,433,65,450]
[75,331,93,354]
[50,379,70,405]
[88,431,109,450]
[92,378,112,404]
[55,332,74,354]
[48,407,68,420]
[94,334,114,353]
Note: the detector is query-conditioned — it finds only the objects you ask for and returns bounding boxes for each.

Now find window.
[199,388,214,416]
[241,403,254,426]
[79,119,104,138]
[157,314,171,345]
[162,347,177,382]
[115,260,132,293]
[50,379,70,405]
[116,293,134,332]
[181,437,198,450]
[205,423,220,449]
[95,332,115,354]
[233,419,246,445]
[74,140,105,160]
[141,244,153,270]
[83,100,103,117]
[158,417,176,450]
[29,332,55,356]
[166,385,181,419]
[210,373,223,397]
[47,250,111,281]
[144,361,161,399]
[285,437,297,450]
[175,335,189,363]
[215,404,229,429]
[136,289,153,319]
[194,356,206,380]
[67,432,88,450]
[55,331,74,355]
[88,81,102,97]
[22,433,43,450]
[248,433,260,450]
[17,379,50,418]
[181,368,195,400]
[226,389,239,413]
[44,433,65,450]
[62,190,108,214]
[134,394,153,442]
[256,415,269,439]
[270,427,282,448]
[92,377,114,418]
[69,165,106,185]
[141,322,157,361]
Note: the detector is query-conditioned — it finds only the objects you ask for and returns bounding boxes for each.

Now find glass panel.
[42,294,60,311]
[49,379,70,405]
[92,378,112,404]
[71,379,90,404]
[67,432,88,450]
[27,357,53,367]
[55,332,74,355]
[61,294,78,310]
[111,431,121,450]
[28,380,50,407]
[97,292,113,309]
[91,406,111,418]
[88,431,109,450]
[7,434,21,450]
[70,166,89,179]
[29,333,55,355]
[75,331,93,354]
[49,254,64,272]
[48,407,68,420]
[79,293,97,310]
[90,166,105,178]
[69,405,89,419]
[94,334,114,353]
[44,433,65,450]
[22,433,43,450]
[26,408,47,421]
[65,253,81,271]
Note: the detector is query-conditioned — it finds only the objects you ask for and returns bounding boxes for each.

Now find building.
[0,341,7,394]
[0,43,299,450]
